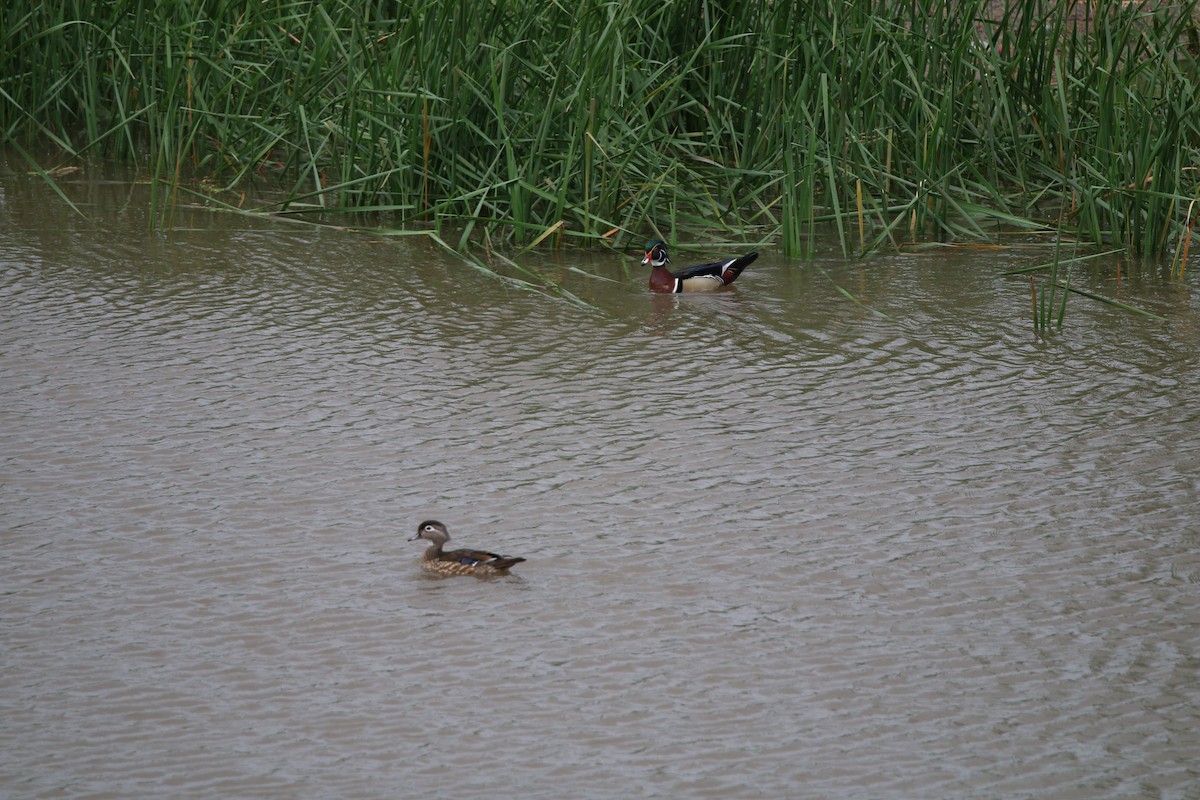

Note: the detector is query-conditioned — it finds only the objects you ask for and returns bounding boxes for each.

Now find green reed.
[1006,248,1169,331]
[2,0,1198,262]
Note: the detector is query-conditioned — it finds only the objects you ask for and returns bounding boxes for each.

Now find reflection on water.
[3,158,1199,799]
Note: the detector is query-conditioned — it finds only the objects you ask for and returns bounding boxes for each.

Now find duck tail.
[721,252,759,285]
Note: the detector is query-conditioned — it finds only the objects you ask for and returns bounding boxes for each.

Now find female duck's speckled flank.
[641,240,758,293]
[408,520,526,577]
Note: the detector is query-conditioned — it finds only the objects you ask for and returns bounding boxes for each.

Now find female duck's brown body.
[642,240,758,293]
[408,520,525,577]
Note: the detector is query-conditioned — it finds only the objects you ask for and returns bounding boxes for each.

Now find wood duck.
[641,240,758,293]
[408,520,526,577]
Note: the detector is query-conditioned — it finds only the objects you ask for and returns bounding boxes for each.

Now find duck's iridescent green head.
[642,240,670,267]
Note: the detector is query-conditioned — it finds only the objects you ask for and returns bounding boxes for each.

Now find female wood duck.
[408,520,526,577]
[642,240,758,293]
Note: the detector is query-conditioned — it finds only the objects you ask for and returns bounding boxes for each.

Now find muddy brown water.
[3,160,1199,799]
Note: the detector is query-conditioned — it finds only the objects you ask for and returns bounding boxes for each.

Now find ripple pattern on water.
[2,171,1200,799]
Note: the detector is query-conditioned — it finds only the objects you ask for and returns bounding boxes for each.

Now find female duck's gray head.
[409,520,450,544]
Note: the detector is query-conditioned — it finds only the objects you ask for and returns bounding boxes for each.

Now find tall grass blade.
[2,0,1196,279]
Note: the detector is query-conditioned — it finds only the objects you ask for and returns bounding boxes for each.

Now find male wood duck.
[642,240,758,293]
[408,520,526,577]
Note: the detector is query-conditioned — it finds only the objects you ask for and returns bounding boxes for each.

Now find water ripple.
[2,170,1199,798]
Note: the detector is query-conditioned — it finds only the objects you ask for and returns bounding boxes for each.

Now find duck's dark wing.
[486,556,526,570]
[671,252,758,283]
[441,547,525,569]
[670,260,726,280]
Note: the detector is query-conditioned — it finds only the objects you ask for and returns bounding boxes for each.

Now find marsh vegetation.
[3,0,1197,292]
